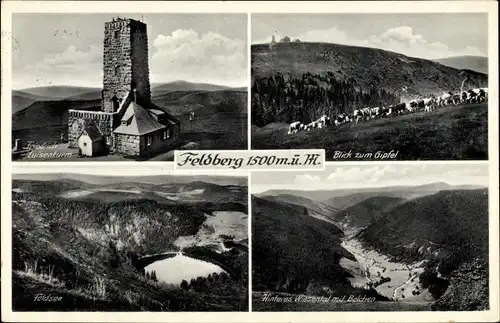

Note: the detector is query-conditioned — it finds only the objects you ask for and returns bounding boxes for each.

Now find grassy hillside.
[251,196,389,301]
[356,189,489,309]
[12,179,248,311]
[152,81,232,96]
[434,56,488,75]
[252,42,488,97]
[13,99,101,131]
[252,103,488,160]
[152,89,248,151]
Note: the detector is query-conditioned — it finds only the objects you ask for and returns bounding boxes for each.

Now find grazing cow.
[406,101,417,113]
[287,121,301,135]
[305,121,318,131]
[369,107,381,119]
[391,103,406,115]
[316,114,330,128]
[379,106,392,117]
[353,109,362,123]
[333,113,349,126]
[423,98,434,112]
[438,92,453,106]
[316,119,325,129]
[411,99,426,112]
[478,89,487,103]
[467,89,478,104]
[461,91,469,104]
[353,107,372,123]
[451,94,461,106]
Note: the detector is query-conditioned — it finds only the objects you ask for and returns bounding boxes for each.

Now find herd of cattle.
[287,87,488,135]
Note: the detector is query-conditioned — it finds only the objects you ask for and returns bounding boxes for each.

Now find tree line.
[251,72,400,126]
[179,271,231,292]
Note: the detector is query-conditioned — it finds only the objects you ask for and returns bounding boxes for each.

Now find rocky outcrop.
[432,258,489,311]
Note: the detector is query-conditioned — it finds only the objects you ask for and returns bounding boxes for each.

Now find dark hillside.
[12,99,101,131]
[252,42,488,97]
[357,189,488,264]
[252,196,388,300]
[251,42,488,126]
[357,189,488,308]
[333,196,405,230]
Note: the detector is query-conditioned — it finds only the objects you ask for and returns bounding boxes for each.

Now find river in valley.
[308,210,433,303]
[339,229,434,302]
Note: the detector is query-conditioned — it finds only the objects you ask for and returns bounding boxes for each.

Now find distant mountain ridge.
[434,55,488,75]
[12,174,247,187]
[12,80,245,115]
[257,182,486,203]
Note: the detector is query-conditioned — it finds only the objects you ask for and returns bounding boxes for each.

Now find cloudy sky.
[251,163,489,194]
[12,13,247,90]
[252,13,488,60]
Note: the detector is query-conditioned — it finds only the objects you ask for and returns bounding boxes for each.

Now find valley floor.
[339,232,433,302]
[251,103,488,161]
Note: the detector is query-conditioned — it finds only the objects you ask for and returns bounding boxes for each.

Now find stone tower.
[101,17,151,113]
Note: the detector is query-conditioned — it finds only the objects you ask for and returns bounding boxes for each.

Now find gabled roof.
[149,103,181,125]
[80,123,103,142]
[113,101,166,136]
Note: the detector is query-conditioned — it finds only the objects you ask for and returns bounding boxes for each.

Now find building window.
[83,142,87,147]
[114,30,119,39]
[114,66,120,76]
[167,129,171,138]
[147,135,152,146]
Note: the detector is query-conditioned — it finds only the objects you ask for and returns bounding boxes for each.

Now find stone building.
[280,36,291,43]
[68,17,180,157]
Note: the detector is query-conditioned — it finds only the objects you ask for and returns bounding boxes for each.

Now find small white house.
[78,124,106,157]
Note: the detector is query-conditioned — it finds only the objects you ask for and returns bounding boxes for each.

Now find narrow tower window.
[114,65,121,76]
[114,30,120,39]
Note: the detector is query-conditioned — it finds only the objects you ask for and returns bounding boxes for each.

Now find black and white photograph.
[251,14,489,161]
[251,163,489,311]
[11,166,249,311]
[11,13,248,161]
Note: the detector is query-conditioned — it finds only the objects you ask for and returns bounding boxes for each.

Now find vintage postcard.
[10,13,248,162]
[9,165,249,312]
[1,1,499,323]
[251,163,490,312]
[251,13,490,161]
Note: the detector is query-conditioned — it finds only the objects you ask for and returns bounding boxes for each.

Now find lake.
[144,253,226,285]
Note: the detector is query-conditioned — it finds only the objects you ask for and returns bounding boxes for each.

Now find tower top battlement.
[101,17,151,113]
